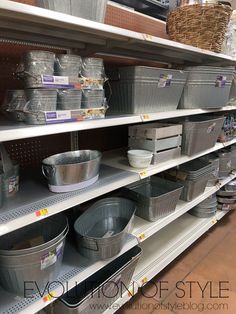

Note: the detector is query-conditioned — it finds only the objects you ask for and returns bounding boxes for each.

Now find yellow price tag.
[138,233,146,241]
[142,277,148,284]
[212,218,217,225]
[142,114,150,121]
[36,208,49,218]
[139,170,148,179]
[143,34,153,41]
[128,289,134,298]
[43,291,55,303]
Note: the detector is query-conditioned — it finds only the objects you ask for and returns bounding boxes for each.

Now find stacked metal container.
[217,149,232,178]
[181,116,225,156]
[200,154,219,187]
[107,66,187,114]
[190,194,217,218]
[179,66,234,109]
[166,159,213,201]
[217,183,236,211]
[123,176,183,222]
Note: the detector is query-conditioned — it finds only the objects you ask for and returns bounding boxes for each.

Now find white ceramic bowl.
[127,150,153,169]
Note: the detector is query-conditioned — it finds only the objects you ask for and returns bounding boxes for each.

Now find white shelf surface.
[1,106,236,142]
[0,0,235,65]
[0,165,139,236]
[0,115,141,142]
[133,211,228,287]
[103,138,236,179]
[0,235,138,314]
[132,172,236,242]
[139,105,236,123]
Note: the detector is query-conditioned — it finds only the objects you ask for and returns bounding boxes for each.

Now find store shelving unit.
[0,1,236,313]
[1,106,236,142]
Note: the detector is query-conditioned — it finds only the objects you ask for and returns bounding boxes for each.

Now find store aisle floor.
[118,211,236,314]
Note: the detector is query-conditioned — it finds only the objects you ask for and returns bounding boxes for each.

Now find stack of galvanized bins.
[217,182,236,211]
[166,159,213,202]
[128,123,183,164]
[190,194,218,218]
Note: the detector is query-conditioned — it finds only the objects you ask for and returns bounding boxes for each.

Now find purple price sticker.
[215,75,226,88]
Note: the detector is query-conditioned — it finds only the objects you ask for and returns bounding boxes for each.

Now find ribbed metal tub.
[0,214,68,296]
[182,116,225,156]
[123,176,183,222]
[74,197,136,260]
[179,66,234,109]
[107,66,187,114]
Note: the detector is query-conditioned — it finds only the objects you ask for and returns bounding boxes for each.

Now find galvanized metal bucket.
[0,214,68,296]
[74,197,136,260]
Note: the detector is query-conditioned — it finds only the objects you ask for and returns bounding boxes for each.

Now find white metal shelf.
[133,210,228,287]
[0,235,138,314]
[103,138,236,179]
[0,0,235,65]
[1,106,236,142]
[0,165,139,236]
[132,172,236,242]
[0,115,141,142]
[139,105,236,123]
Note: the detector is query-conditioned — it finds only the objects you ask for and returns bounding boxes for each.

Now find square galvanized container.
[179,66,234,109]
[182,116,225,156]
[123,176,183,222]
[107,66,187,114]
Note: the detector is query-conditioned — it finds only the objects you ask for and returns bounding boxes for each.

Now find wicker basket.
[167,4,232,53]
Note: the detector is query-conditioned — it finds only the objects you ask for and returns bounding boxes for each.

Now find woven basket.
[167,4,232,53]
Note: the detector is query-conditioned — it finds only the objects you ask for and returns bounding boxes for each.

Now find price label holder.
[139,170,148,179]
[212,218,217,225]
[36,208,49,219]
[141,277,148,285]
[43,291,55,303]
[138,233,145,242]
[141,114,151,122]
[128,288,134,298]
[143,34,154,41]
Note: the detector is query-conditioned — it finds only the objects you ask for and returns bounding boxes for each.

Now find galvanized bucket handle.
[42,164,56,180]
[0,144,14,174]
